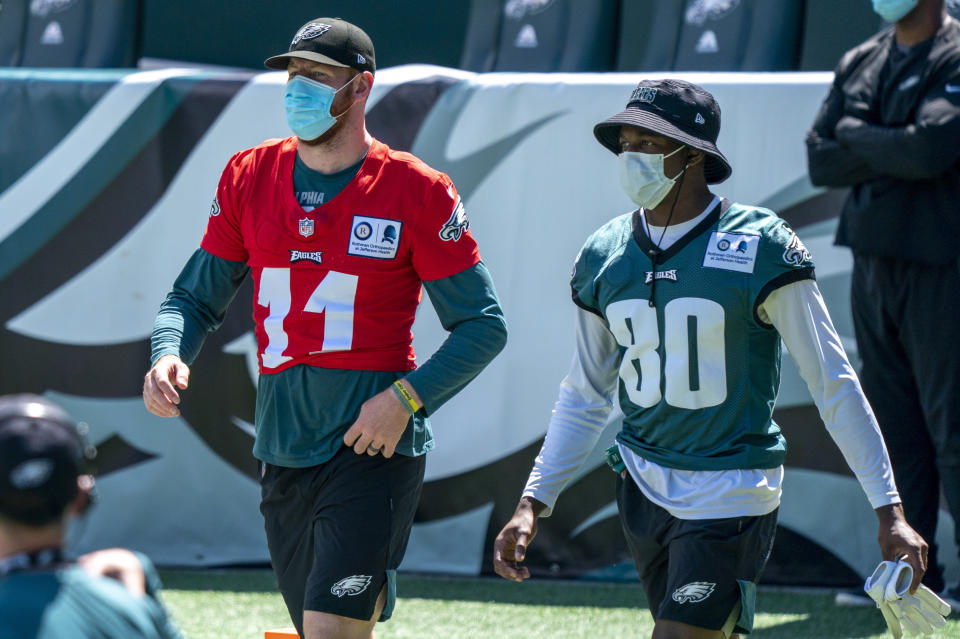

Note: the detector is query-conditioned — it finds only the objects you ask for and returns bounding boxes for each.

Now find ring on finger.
[367,444,383,455]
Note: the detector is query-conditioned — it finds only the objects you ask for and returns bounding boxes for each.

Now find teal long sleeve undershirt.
[151,248,507,465]
[151,249,249,366]
[409,267,508,414]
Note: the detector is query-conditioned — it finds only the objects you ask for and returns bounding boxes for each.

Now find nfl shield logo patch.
[299,218,314,238]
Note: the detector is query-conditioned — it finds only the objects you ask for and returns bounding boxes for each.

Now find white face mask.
[618,145,687,209]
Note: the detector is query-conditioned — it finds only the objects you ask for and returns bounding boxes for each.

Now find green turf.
[159,570,960,638]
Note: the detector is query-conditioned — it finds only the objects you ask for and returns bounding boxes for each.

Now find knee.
[302,611,374,639]
[652,618,726,639]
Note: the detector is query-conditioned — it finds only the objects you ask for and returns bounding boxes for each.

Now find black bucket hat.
[265,17,375,74]
[594,79,732,184]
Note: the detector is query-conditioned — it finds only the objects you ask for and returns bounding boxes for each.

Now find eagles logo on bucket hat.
[593,79,732,184]
[265,17,376,74]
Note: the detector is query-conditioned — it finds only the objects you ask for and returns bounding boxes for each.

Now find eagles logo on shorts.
[330,575,372,597]
[672,581,716,604]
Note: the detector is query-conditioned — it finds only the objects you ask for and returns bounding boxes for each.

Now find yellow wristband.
[391,380,421,415]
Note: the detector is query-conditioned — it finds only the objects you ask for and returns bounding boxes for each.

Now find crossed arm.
[806,65,960,186]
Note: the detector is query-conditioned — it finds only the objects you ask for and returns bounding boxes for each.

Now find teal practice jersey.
[0,556,181,639]
[572,200,815,471]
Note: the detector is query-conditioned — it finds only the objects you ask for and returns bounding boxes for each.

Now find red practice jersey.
[201,137,480,374]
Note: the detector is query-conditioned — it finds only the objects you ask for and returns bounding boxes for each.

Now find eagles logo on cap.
[265,17,376,74]
[291,22,331,46]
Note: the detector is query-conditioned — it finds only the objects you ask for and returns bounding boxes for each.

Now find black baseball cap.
[0,394,94,526]
[594,79,732,184]
[265,17,376,75]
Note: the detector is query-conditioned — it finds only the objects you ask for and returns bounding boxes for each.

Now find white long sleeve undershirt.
[522,276,900,520]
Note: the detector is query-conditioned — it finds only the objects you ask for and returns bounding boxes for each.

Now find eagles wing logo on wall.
[671,581,716,604]
[29,0,77,18]
[504,0,555,20]
[684,0,741,25]
[330,575,372,597]
[438,197,469,242]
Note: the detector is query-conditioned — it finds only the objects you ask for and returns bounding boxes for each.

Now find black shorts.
[616,474,777,635]
[259,445,425,634]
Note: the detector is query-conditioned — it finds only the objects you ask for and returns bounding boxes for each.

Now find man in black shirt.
[807,0,960,599]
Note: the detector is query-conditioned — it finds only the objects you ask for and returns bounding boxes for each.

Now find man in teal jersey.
[0,394,182,639]
[142,17,506,639]
[493,79,926,638]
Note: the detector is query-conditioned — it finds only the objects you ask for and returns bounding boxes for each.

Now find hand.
[835,115,868,141]
[493,497,544,582]
[342,383,414,458]
[78,548,146,597]
[143,354,191,417]
[876,503,928,593]
[842,94,873,118]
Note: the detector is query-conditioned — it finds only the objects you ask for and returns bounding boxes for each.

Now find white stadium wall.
[0,66,954,586]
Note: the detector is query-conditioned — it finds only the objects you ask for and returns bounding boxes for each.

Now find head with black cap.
[265,17,376,147]
[593,78,731,227]
[0,394,96,558]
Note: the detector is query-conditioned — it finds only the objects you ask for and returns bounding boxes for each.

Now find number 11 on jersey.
[258,268,359,369]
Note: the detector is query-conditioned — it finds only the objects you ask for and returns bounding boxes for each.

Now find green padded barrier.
[615,0,685,72]
[799,0,887,71]
[460,0,503,72]
[492,0,619,72]
[0,0,27,66]
[19,0,138,68]
[673,0,804,72]
[140,0,469,70]
[20,0,92,67]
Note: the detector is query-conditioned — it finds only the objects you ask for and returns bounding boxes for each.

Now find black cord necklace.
[643,169,686,307]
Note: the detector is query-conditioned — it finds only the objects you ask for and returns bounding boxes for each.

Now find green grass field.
[159,570,960,638]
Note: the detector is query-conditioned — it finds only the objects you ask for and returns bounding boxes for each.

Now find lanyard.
[0,548,65,577]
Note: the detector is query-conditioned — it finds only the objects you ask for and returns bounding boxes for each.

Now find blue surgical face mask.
[283,74,358,141]
[871,0,918,22]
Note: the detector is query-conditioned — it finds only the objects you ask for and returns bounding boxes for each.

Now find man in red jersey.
[142,18,507,639]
